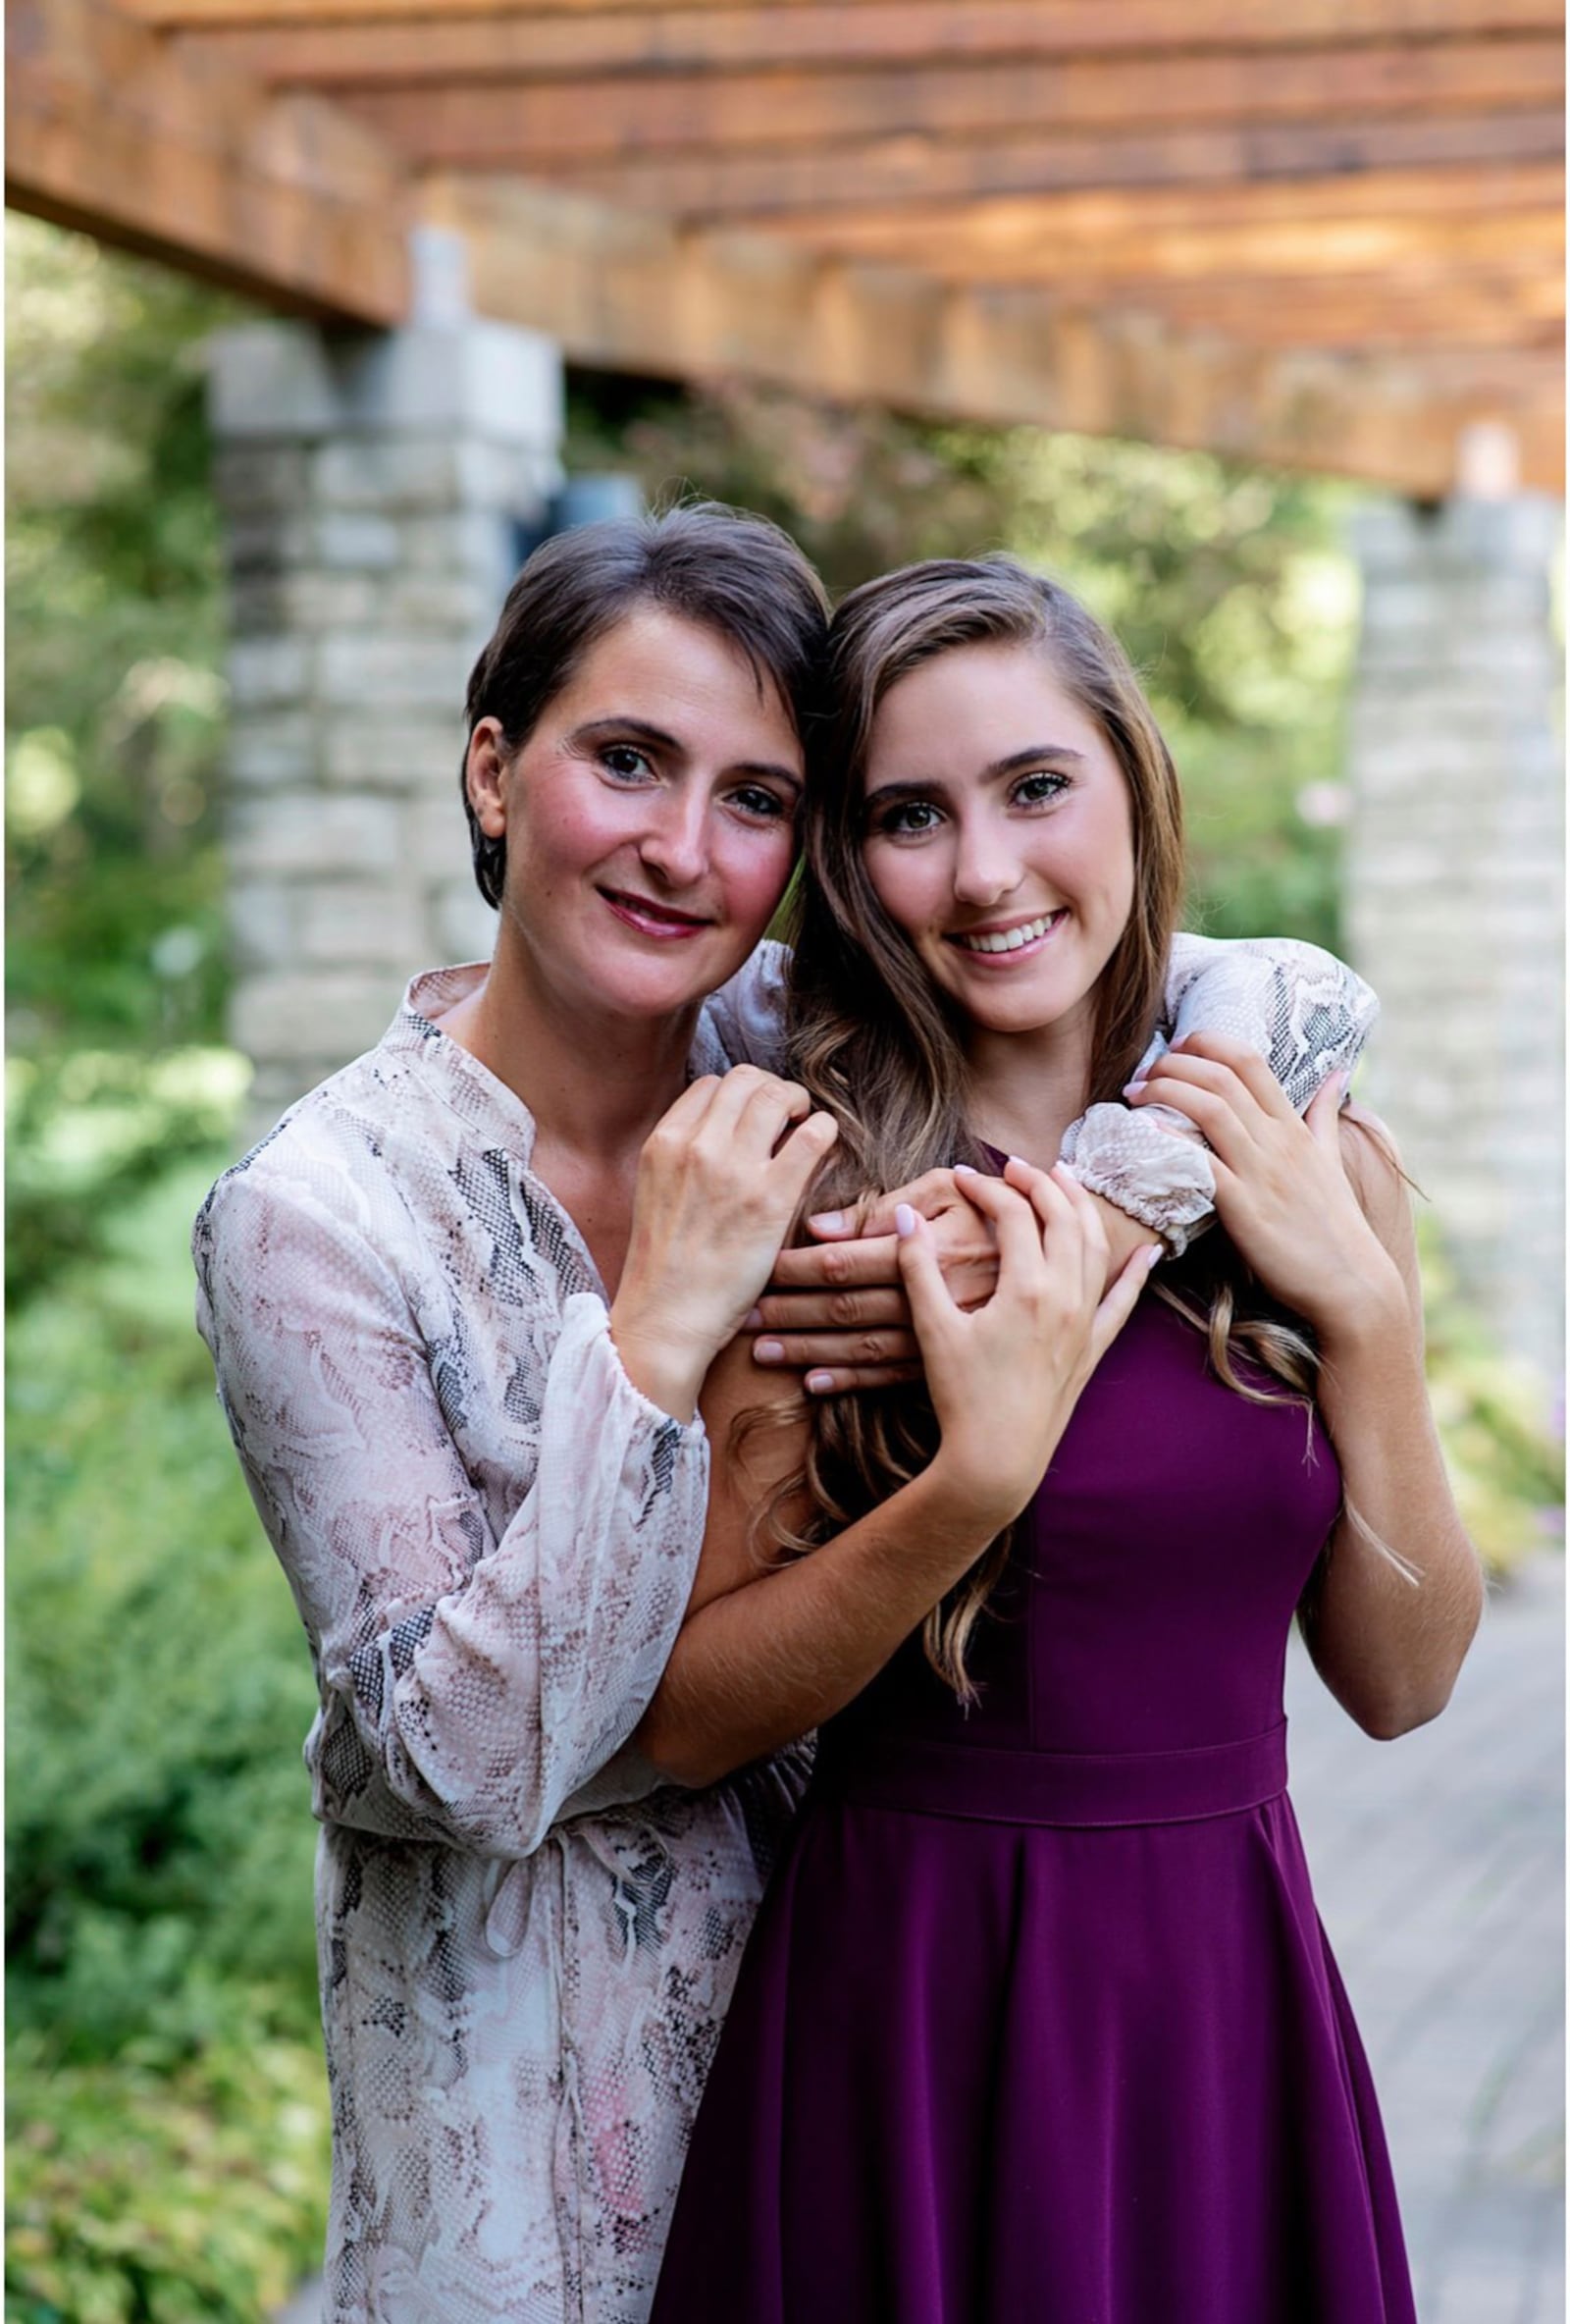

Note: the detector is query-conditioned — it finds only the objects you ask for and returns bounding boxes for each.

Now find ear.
[464,718,512,840]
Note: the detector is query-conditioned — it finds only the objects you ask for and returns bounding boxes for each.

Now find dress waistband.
[811,1720,1288,1830]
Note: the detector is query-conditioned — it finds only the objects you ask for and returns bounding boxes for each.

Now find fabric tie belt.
[811,1720,1288,1830]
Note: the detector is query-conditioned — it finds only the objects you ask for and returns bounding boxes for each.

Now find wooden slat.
[546,108,1568,222]
[756,171,1567,290]
[117,0,1570,35]
[1062,274,1565,353]
[334,39,1564,167]
[161,0,1569,84]
[6,0,409,318]
[422,172,1564,495]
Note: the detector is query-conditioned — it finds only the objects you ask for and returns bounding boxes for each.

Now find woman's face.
[859,640,1136,1054]
[471,605,803,1024]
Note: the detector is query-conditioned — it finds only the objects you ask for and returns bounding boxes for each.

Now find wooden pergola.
[9,0,1563,493]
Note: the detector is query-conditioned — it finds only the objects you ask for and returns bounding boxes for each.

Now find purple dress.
[650,1294,1416,2324]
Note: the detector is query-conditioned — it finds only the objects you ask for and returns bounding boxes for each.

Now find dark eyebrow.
[864,743,1085,812]
[572,715,802,796]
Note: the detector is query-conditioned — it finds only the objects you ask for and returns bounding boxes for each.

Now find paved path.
[1286,1551,1564,2324]
[280,1556,1564,2324]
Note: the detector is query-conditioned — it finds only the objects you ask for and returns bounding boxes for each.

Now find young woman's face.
[859,640,1136,1052]
[472,606,803,1024]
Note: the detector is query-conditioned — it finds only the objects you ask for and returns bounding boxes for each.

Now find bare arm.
[1296,1117,1484,1737]
[633,1337,996,1787]
[1128,1039,1484,1741]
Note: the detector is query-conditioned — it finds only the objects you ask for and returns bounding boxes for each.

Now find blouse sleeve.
[193,1164,710,1861]
[1059,933,1379,1254]
[700,937,791,1071]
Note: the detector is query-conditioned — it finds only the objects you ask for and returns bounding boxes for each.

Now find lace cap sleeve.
[1059,933,1379,1254]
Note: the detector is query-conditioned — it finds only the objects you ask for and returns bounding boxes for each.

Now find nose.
[638,782,710,890]
[951,814,1023,911]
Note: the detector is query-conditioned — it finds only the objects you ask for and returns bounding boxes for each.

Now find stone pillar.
[208,250,562,1130]
[1345,493,1563,1386]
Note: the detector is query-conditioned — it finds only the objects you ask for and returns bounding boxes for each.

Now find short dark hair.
[461,500,830,906]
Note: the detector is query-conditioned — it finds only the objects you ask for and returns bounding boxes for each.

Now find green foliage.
[6,215,242,1054]
[7,1143,329,2313]
[7,1152,322,2049]
[7,1048,250,1308]
[7,2025,329,2324]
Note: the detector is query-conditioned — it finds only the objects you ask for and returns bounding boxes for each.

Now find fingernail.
[895,1203,917,1240]
[743,1305,763,1328]
[806,1370,834,1395]
[1335,1072,1351,1104]
[953,1162,976,1178]
[1143,1245,1163,1271]
[754,1339,785,1364]
[810,1209,846,1234]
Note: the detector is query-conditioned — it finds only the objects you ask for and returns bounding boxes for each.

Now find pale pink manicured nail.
[895,1204,917,1239]
[810,1209,847,1234]
[1143,1245,1163,1270]
[953,1162,977,1178]
[1124,1080,1146,1097]
[806,1370,835,1395]
[754,1339,785,1363]
[743,1305,763,1328]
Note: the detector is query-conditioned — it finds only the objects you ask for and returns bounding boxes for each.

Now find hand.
[1126,1032,1405,1346]
[610,1068,839,1418]
[900,1160,1156,1534]
[748,1168,1000,1394]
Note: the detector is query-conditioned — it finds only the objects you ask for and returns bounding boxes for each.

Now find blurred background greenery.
[6,212,1561,2321]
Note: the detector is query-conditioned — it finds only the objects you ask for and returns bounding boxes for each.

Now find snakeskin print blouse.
[192,936,1375,2324]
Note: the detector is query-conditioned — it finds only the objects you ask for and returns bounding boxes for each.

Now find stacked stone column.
[1345,495,1563,1386]
[208,309,562,1131]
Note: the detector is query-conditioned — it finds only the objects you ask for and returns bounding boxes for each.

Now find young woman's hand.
[901,1161,1157,1535]
[1126,1031,1407,1349]
[610,1068,839,1419]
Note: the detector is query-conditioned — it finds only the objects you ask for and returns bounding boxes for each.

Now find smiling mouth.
[599,887,714,938]
[947,909,1067,958]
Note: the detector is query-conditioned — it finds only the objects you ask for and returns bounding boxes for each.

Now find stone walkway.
[280,1555,1564,2324]
[1286,1551,1565,2323]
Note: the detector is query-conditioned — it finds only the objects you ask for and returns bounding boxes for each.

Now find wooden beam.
[159,0,1568,85]
[6,0,409,320]
[334,39,1565,168]
[1063,275,1565,354]
[546,109,1568,223]
[422,173,1564,494]
[124,0,1567,36]
[756,171,1567,290]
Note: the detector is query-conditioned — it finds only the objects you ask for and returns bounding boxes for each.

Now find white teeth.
[955,912,1060,955]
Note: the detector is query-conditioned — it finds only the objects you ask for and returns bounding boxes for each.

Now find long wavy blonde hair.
[770,557,1320,1701]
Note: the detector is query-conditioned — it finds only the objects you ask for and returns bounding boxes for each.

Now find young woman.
[647,558,1483,2324]
[194,506,1383,2324]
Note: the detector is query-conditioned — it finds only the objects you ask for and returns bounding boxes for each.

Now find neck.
[439,922,700,1164]
[963,1011,1095,1169]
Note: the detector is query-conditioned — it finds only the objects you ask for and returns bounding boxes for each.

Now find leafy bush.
[7,1150,330,2315]
[7,2024,328,2324]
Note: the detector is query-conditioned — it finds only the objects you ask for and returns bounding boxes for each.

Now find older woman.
[194,506,1379,2324]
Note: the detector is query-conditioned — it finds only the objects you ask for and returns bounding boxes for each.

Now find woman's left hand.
[1126,1031,1405,1346]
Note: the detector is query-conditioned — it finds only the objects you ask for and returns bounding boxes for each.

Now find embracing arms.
[636,1167,1156,1788]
